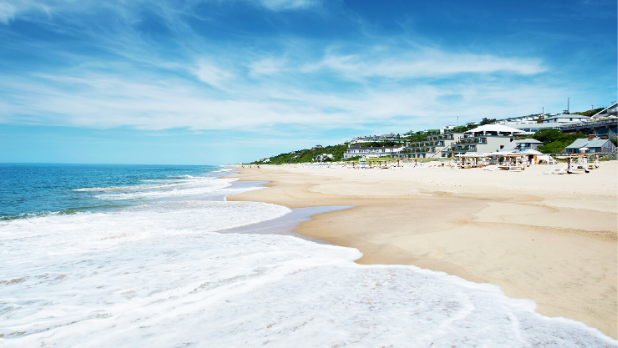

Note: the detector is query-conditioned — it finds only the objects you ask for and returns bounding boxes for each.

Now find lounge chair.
[542,167,556,175]
[554,165,568,175]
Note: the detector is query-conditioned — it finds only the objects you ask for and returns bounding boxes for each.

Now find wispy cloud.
[257,0,322,11]
[0,2,18,24]
[0,66,569,132]
[248,57,287,77]
[0,0,322,25]
[0,0,607,139]
[192,61,233,90]
[302,50,545,79]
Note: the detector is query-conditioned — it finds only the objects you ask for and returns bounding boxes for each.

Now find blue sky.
[0,0,616,164]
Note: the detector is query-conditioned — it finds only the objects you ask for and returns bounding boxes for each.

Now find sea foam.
[0,172,615,347]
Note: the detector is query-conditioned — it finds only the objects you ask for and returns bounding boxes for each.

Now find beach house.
[564,136,617,154]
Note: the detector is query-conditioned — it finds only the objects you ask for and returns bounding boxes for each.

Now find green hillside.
[251,144,349,164]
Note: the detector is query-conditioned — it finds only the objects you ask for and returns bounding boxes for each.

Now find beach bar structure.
[495,154,527,171]
[457,153,487,168]
[556,155,598,174]
[441,125,525,158]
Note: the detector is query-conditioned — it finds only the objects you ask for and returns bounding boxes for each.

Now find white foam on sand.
[0,175,616,347]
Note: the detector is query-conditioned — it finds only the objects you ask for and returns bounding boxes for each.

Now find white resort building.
[498,139,543,153]
[395,132,463,159]
[542,114,589,124]
[344,145,404,159]
[440,125,526,157]
[349,133,400,144]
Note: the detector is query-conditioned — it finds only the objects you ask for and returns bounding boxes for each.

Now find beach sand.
[227,162,618,338]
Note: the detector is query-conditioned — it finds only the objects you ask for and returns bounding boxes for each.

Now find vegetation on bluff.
[571,107,605,117]
[251,109,611,163]
[529,129,586,154]
[251,144,348,164]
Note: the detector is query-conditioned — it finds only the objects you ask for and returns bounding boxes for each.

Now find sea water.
[0,164,615,347]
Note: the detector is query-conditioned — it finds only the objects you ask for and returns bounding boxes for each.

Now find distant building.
[348,133,399,144]
[559,119,617,138]
[344,145,403,159]
[591,102,618,118]
[313,153,334,162]
[565,136,616,154]
[440,125,455,134]
[542,114,589,124]
[311,145,323,151]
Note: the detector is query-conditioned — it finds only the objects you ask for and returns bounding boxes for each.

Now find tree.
[531,129,564,144]
[571,107,605,117]
[480,118,497,125]
[532,129,586,154]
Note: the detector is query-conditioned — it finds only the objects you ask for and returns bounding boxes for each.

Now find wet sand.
[226,162,618,338]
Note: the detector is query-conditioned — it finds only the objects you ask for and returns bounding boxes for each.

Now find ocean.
[0,164,614,347]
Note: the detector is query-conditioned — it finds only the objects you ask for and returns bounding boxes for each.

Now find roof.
[498,143,518,152]
[565,139,588,149]
[521,149,543,155]
[514,139,542,144]
[545,114,588,120]
[565,137,611,149]
[464,124,526,134]
[592,102,618,118]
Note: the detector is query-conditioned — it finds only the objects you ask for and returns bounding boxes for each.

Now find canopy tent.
[520,149,543,155]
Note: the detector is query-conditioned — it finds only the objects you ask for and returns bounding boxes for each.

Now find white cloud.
[248,57,287,77]
[256,0,321,11]
[0,0,585,136]
[0,0,321,24]
[0,2,18,24]
[192,62,233,89]
[0,68,570,133]
[0,0,55,24]
[303,50,546,79]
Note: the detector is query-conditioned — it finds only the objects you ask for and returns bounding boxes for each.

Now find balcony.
[454,138,486,145]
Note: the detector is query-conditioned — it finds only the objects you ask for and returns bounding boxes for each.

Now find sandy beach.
[227,162,618,339]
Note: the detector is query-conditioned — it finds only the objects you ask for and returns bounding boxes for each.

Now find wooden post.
[567,157,572,174]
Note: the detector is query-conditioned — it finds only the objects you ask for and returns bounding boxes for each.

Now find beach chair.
[554,165,568,175]
[542,167,556,175]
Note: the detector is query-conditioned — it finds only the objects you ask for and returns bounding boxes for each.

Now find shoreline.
[226,162,618,338]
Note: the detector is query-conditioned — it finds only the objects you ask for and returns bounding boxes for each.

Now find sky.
[0,0,616,164]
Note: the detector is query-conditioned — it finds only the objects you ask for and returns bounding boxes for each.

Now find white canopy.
[464,124,526,134]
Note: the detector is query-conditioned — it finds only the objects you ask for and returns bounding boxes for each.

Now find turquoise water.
[0,163,219,219]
